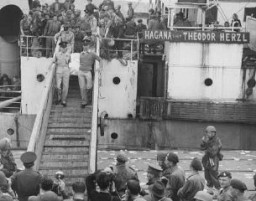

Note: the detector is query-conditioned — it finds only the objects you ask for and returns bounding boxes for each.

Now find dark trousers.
[204,168,220,189]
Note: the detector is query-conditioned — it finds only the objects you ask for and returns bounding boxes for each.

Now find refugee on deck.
[11,152,42,201]
[200,125,222,189]
[217,171,233,201]
[78,38,101,108]
[122,179,146,201]
[229,179,249,201]
[50,0,63,15]
[52,42,71,107]
[144,181,172,201]
[28,176,59,201]
[173,12,192,27]
[84,9,98,35]
[127,2,134,20]
[136,19,147,38]
[99,0,115,11]
[0,138,17,178]
[177,158,205,201]
[231,13,241,32]
[115,5,125,24]
[44,14,61,57]
[20,14,32,36]
[124,18,137,38]
[165,152,185,201]
[54,24,75,53]
[113,153,139,197]
[85,0,98,16]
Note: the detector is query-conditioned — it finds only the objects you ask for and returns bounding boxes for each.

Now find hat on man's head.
[59,41,68,48]
[230,179,247,192]
[205,126,216,132]
[218,171,232,179]
[194,191,213,201]
[190,157,203,171]
[166,152,179,164]
[116,153,128,163]
[66,10,72,14]
[151,181,165,198]
[147,163,162,177]
[157,153,167,162]
[20,152,37,164]
[137,19,143,23]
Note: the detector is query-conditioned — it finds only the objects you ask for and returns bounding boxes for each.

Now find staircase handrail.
[89,30,100,173]
[27,63,56,170]
[0,96,21,109]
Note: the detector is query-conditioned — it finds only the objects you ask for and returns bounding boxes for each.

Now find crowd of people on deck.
[0,126,255,201]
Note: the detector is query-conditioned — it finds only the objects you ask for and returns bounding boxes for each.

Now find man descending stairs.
[39,75,92,190]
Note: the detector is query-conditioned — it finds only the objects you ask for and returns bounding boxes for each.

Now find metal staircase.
[39,76,92,187]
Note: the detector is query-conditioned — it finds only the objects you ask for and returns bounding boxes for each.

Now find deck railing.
[89,29,101,173]
[20,35,55,58]
[0,86,21,112]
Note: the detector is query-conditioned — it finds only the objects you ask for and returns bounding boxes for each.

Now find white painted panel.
[98,59,138,118]
[167,42,203,66]
[167,42,243,101]
[168,66,241,101]
[205,44,243,68]
[21,57,52,114]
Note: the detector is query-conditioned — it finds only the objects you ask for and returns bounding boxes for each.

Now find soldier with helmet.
[11,152,42,201]
[200,126,223,189]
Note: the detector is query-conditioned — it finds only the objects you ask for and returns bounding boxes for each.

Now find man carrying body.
[78,38,101,108]
[53,41,71,106]
[201,126,222,189]
[11,152,42,201]
[44,14,61,57]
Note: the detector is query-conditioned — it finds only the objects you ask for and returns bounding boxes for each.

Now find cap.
[166,152,179,164]
[151,181,165,198]
[0,138,11,151]
[137,19,143,23]
[147,163,162,176]
[218,171,232,178]
[40,191,59,201]
[55,170,64,175]
[157,153,167,162]
[59,41,68,48]
[116,153,128,163]
[205,126,216,132]
[230,179,247,192]
[194,191,213,201]
[20,152,37,164]
[190,157,203,171]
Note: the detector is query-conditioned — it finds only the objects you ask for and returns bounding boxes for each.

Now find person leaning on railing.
[43,15,61,58]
